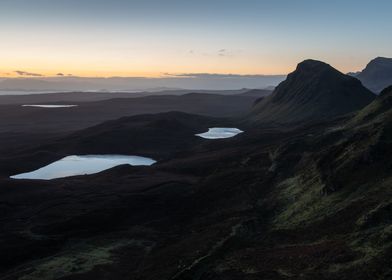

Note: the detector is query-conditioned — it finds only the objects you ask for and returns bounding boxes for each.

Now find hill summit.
[250,59,375,124]
[356,57,392,93]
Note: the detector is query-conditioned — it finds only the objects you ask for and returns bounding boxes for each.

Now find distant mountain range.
[250,59,375,124]
[352,57,392,93]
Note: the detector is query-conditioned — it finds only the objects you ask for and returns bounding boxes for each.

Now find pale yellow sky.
[1,1,390,78]
[0,49,369,78]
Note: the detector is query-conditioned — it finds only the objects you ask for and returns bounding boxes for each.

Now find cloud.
[56,73,64,76]
[217,48,242,57]
[188,49,241,57]
[164,73,280,79]
[218,49,227,56]
[14,70,43,77]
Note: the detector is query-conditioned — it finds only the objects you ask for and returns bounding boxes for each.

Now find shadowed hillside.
[250,60,375,124]
[0,84,390,279]
[356,57,392,93]
[0,93,259,134]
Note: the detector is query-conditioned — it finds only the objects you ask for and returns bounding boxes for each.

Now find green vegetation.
[20,239,144,280]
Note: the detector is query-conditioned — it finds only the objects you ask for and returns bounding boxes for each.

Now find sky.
[0,0,391,78]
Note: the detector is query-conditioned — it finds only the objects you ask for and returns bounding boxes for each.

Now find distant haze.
[0,75,286,92]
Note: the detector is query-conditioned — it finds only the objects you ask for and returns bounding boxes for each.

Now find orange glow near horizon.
[0,29,376,79]
[0,60,364,78]
[0,1,390,79]
[0,66,292,78]
[0,53,295,78]
[0,38,372,78]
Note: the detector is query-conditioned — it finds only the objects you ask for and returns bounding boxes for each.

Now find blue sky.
[0,0,391,77]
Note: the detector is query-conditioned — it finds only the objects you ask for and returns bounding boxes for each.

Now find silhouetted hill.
[356,57,392,93]
[0,93,258,134]
[237,88,272,97]
[61,111,224,159]
[250,59,375,124]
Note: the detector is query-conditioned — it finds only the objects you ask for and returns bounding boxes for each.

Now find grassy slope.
[0,91,390,279]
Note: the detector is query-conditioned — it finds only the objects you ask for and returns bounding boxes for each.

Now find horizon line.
[0,73,288,79]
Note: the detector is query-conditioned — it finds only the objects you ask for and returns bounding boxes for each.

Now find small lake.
[22,105,78,108]
[195,127,244,139]
[10,155,156,180]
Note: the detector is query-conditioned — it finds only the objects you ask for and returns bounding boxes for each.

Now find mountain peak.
[293,59,337,76]
[356,57,392,93]
[270,59,353,103]
[250,59,375,124]
[297,59,332,69]
[371,56,392,63]
[366,57,392,70]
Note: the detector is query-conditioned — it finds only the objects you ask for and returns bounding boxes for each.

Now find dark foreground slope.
[356,57,392,93]
[0,88,390,279]
[250,60,375,124]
